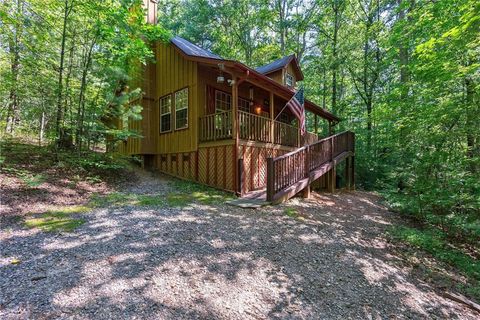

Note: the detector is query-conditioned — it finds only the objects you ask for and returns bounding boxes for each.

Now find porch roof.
[170,36,340,123]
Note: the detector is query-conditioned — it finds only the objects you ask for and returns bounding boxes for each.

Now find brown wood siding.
[156,43,198,154]
[266,70,284,85]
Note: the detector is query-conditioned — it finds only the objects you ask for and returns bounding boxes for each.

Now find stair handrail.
[266,131,354,202]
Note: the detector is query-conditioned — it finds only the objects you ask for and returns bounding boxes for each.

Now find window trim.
[285,73,294,88]
[238,97,251,113]
[159,94,172,134]
[214,88,252,113]
[215,89,232,113]
[174,87,189,131]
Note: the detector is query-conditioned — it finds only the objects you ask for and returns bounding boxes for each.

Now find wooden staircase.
[266,131,355,203]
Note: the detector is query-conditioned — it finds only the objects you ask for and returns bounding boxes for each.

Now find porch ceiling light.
[217,75,225,83]
[254,105,262,115]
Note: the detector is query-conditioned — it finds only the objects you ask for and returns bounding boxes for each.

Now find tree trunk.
[331,1,339,114]
[55,0,73,146]
[5,0,22,135]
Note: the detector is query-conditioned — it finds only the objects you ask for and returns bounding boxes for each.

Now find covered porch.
[197,64,337,148]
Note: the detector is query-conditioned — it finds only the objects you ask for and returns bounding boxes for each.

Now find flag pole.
[274,86,303,121]
[274,104,288,121]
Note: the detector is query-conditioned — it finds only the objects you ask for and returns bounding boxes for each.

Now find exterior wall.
[263,63,298,88]
[266,70,284,86]
[156,43,199,154]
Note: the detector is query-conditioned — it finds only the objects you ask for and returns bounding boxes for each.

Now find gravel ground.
[0,172,477,319]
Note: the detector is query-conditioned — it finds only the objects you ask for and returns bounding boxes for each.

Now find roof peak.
[171,36,222,60]
[255,55,297,75]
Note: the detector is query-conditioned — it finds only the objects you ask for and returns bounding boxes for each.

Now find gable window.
[160,95,172,133]
[175,88,188,129]
[285,73,294,88]
[215,90,231,112]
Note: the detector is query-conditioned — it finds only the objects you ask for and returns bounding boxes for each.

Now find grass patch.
[284,207,299,218]
[89,192,165,207]
[137,195,165,206]
[88,179,234,209]
[24,206,89,232]
[389,225,480,300]
[169,179,233,205]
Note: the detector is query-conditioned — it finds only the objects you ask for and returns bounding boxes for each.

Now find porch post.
[232,80,240,194]
[314,114,318,135]
[232,81,239,141]
[269,91,274,143]
[328,120,333,136]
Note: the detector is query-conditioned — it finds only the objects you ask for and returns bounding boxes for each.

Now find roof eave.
[170,41,338,122]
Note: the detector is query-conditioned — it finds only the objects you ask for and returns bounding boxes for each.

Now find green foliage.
[24,206,89,232]
[389,225,480,299]
[284,207,298,218]
[0,0,170,148]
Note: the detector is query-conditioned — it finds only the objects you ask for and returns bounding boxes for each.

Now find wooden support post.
[297,127,301,147]
[351,155,355,191]
[331,165,336,193]
[305,146,310,177]
[344,156,350,190]
[232,81,239,141]
[269,91,274,143]
[266,157,274,202]
[232,80,240,195]
[314,114,318,135]
[302,185,311,199]
[328,121,333,136]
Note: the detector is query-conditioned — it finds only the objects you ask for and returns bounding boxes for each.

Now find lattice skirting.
[197,145,235,192]
[239,145,288,194]
[153,152,197,181]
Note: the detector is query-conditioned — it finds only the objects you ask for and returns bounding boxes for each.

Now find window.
[238,97,251,113]
[285,73,294,88]
[160,95,171,133]
[215,90,231,112]
[175,88,188,129]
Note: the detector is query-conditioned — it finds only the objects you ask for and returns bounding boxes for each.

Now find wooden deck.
[199,110,320,148]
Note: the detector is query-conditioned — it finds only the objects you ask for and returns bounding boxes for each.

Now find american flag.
[286,87,306,135]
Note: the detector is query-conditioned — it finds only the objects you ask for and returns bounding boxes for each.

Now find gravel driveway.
[0,172,476,319]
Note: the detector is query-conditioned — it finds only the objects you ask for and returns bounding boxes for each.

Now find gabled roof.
[256,55,304,81]
[171,36,222,60]
[169,36,338,122]
[256,55,293,74]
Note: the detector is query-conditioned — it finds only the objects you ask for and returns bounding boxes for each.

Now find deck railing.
[199,110,321,147]
[199,110,232,142]
[239,111,272,143]
[267,131,355,202]
[273,120,299,147]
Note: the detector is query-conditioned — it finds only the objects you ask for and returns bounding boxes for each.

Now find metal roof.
[171,36,222,60]
[255,55,295,75]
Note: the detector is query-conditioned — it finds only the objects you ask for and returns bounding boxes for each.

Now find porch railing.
[199,110,232,142]
[199,110,321,147]
[273,120,299,147]
[267,131,355,202]
[239,111,272,143]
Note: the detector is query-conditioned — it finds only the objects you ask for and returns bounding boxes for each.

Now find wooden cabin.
[118,0,355,203]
